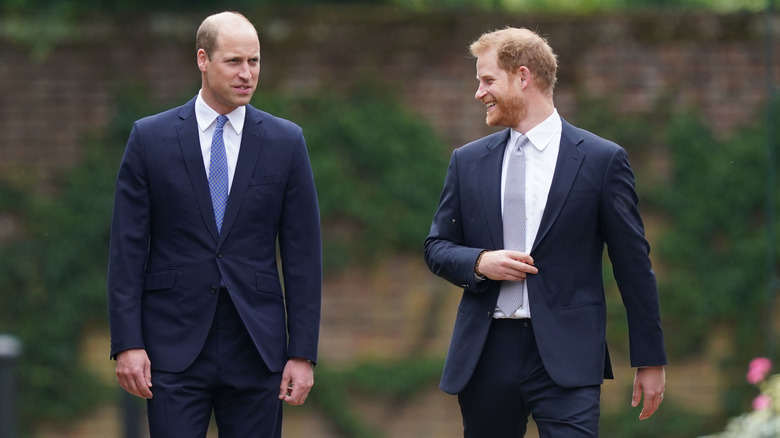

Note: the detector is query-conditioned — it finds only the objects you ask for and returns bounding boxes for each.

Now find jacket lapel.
[478,129,511,249]
[176,98,221,243]
[218,106,265,245]
[531,119,584,251]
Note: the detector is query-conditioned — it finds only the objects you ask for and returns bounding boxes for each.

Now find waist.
[491,317,531,327]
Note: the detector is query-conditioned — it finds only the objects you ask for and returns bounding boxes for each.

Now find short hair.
[196,11,257,59]
[469,27,558,96]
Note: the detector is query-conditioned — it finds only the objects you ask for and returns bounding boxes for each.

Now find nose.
[475,84,486,101]
[238,62,253,79]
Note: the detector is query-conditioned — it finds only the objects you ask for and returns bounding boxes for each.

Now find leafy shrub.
[0,82,449,433]
[253,84,449,271]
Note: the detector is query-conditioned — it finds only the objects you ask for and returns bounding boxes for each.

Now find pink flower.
[747,357,772,384]
[753,394,772,410]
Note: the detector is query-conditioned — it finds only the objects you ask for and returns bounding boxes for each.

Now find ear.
[516,66,532,88]
[197,49,209,73]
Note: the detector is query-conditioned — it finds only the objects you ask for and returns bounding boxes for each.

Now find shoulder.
[132,99,194,132]
[247,105,303,137]
[454,129,510,158]
[561,118,623,156]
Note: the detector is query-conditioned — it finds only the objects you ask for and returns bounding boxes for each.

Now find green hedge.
[1,78,777,435]
[0,82,449,433]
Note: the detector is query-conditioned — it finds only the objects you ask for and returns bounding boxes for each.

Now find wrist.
[474,250,487,280]
[293,357,315,367]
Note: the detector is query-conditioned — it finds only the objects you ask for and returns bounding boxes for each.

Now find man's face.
[198,25,260,114]
[474,50,526,129]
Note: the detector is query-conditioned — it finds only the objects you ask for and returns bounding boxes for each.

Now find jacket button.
[216,252,223,258]
[210,286,217,294]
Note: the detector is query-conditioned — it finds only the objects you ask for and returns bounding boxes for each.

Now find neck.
[515,97,554,134]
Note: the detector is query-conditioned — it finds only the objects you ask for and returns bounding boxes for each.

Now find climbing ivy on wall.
[253,84,449,271]
[0,82,449,434]
[1,76,777,436]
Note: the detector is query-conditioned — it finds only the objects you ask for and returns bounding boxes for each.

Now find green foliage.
[655,108,777,358]
[1,0,768,17]
[309,357,444,437]
[653,105,780,419]
[391,0,766,12]
[252,85,449,271]
[601,398,719,437]
[0,89,146,431]
[573,95,779,429]
[0,81,448,432]
[573,95,780,363]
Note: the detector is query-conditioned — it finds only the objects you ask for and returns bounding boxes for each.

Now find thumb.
[631,382,641,408]
[144,362,153,388]
[279,373,291,400]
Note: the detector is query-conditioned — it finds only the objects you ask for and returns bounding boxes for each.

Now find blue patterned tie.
[209,115,229,234]
[497,135,529,316]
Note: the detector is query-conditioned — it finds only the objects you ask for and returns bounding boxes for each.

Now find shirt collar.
[195,90,246,135]
[510,109,562,151]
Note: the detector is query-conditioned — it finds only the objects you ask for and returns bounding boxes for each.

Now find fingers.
[115,349,153,399]
[279,359,314,406]
[631,384,641,408]
[639,392,663,420]
[479,250,538,280]
[283,382,311,405]
[120,368,152,399]
[278,373,292,401]
[632,366,666,420]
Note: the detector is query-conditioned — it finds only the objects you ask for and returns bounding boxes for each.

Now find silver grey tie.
[497,135,529,316]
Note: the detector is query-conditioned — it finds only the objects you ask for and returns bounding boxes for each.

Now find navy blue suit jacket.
[425,119,666,394]
[108,97,322,374]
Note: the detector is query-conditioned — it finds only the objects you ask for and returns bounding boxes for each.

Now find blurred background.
[0,0,778,436]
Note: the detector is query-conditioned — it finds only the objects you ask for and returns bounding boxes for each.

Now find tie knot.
[215,115,229,130]
[516,134,529,151]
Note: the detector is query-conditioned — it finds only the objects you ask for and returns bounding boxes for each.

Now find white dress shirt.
[195,91,246,192]
[494,109,562,319]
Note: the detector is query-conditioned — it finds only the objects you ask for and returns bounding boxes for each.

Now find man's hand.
[477,250,538,281]
[632,366,666,420]
[278,357,314,406]
[116,348,153,399]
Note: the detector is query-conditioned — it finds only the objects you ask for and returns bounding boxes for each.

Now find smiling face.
[474,49,527,129]
[197,17,260,115]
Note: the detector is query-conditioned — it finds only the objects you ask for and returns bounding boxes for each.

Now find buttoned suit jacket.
[424,119,666,395]
[108,97,322,374]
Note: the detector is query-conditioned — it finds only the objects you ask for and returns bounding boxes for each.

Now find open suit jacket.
[424,119,666,395]
[108,97,322,374]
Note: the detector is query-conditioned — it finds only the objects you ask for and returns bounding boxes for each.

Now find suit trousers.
[146,289,283,438]
[457,319,600,438]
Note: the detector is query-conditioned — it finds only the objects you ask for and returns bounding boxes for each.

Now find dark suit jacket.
[108,97,322,374]
[425,119,666,394]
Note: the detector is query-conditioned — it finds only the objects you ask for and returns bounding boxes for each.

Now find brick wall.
[4,7,778,437]
[1,9,776,184]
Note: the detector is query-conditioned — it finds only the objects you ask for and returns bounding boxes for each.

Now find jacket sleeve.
[277,131,322,363]
[424,149,488,293]
[601,147,667,368]
[107,121,151,359]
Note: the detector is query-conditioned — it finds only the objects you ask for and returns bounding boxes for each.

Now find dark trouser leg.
[212,290,283,438]
[457,319,600,438]
[147,290,283,438]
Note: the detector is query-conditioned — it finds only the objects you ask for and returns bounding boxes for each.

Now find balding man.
[108,11,322,437]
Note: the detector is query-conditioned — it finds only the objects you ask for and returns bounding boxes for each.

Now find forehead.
[475,50,503,78]
[214,25,260,55]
